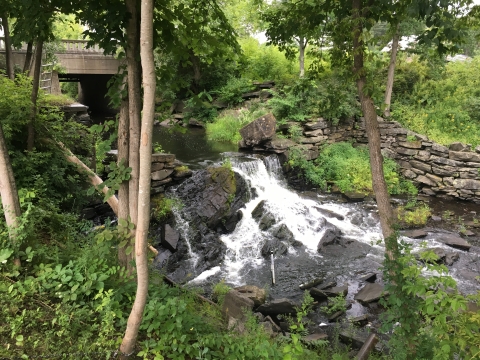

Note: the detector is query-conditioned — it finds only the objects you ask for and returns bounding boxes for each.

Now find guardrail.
[0,38,104,54]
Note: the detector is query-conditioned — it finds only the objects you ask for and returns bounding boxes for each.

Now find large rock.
[266,138,296,151]
[222,290,255,319]
[162,224,179,252]
[354,283,386,304]
[164,166,249,282]
[453,179,480,190]
[271,224,301,246]
[449,151,480,162]
[239,113,276,148]
[261,239,288,257]
[256,298,298,315]
[252,200,276,230]
[317,223,342,249]
[234,285,266,308]
[437,234,471,251]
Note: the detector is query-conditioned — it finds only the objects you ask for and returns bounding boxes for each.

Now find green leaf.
[0,248,14,263]
[87,187,96,196]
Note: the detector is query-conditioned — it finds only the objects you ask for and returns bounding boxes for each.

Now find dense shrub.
[213,77,255,105]
[391,55,480,146]
[288,142,417,195]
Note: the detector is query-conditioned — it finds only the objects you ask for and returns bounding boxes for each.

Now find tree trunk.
[299,37,306,78]
[59,142,119,215]
[117,86,132,271]
[23,41,34,74]
[352,0,397,259]
[27,39,44,151]
[119,0,155,354]
[0,123,22,267]
[1,14,14,80]
[190,50,201,93]
[125,0,142,232]
[383,26,399,118]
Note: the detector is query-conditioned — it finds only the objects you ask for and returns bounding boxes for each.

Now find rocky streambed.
[150,152,480,352]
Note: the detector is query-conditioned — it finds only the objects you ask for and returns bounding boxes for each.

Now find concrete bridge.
[0,38,122,114]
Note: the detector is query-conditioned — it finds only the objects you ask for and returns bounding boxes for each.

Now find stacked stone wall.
[299,117,480,203]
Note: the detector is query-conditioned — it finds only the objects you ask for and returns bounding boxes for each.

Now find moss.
[175,165,189,172]
[207,165,236,196]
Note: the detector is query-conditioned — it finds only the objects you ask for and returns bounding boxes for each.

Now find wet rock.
[234,285,266,308]
[252,200,267,221]
[461,230,475,237]
[165,166,249,281]
[162,224,179,252]
[257,298,298,316]
[299,277,324,290]
[328,310,346,322]
[261,239,288,257]
[318,281,337,290]
[354,283,386,304]
[317,223,342,249]
[402,229,428,239]
[153,249,172,268]
[222,290,254,321]
[315,207,345,220]
[343,192,366,202]
[263,315,282,333]
[437,234,471,251]
[272,224,294,242]
[323,285,348,297]
[349,314,369,326]
[339,329,372,350]
[445,252,460,266]
[239,113,276,148]
[359,273,377,283]
[431,215,442,222]
[302,333,328,342]
[259,213,276,231]
[350,212,364,226]
[309,288,328,301]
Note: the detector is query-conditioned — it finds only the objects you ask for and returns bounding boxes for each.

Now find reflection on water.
[152,126,238,168]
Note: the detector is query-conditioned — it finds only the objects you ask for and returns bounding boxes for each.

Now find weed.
[397,203,432,227]
[321,295,347,315]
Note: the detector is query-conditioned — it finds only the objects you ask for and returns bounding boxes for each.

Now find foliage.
[321,295,347,316]
[151,195,182,223]
[397,203,432,227]
[239,37,298,84]
[206,108,268,143]
[381,238,480,359]
[212,280,231,305]
[214,77,255,106]
[392,55,480,147]
[0,75,92,211]
[288,142,417,196]
[183,91,218,123]
[52,14,84,40]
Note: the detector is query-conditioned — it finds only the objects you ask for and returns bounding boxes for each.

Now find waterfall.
[219,154,382,285]
[172,207,199,267]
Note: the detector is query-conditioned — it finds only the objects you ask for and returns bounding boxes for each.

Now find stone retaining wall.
[304,117,480,203]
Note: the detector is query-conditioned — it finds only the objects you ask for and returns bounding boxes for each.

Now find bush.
[288,142,417,195]
[214,77,255,106]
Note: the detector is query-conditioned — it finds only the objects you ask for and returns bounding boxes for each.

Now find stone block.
[354,283,386,304]
[151,153,176,163]
[432,165,458,177]
[162,224,179,252]
[410,160,432,173]
[432,143,448,153]
[304,118,328,130]
[399,141,422,149]
[151,169,174,181]
[426,173,443,185]
[303,129,324,137]
[415,150,431,161]
[151,162,165,172]
[416,175,437,187]
[453,179,480,190]
[396,147,418,156]
[449,142,471,152]
[449,151,480,162]
[430,155,463,167]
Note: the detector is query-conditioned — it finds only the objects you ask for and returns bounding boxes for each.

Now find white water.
[172,207,200,267]
[217,155,383,285]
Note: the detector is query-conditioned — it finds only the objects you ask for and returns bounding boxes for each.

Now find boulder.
[310,288,328,301]
[234,285,266,308]
[222,290,254,330]
[164,166,249,282]
[266,138,296,151]
[151,169,174,181]
[261,239,288,257]
[257,298,298,315]
[317,223,342,249]
[354,283,386,304]
[252,200,267,221]
[437,234,471,251]
[259,213,276,231]
[271,224,298,246]
[402,229,428,239]
[343,192,366,202]
[239,113,276,148]
[445,252,460,266]
[315,207,345,220]
[162,224,179,252]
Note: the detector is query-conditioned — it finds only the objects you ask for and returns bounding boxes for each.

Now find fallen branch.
[148,245,158,256]
[58,142,119,216]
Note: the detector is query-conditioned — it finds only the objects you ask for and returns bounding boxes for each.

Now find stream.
[154,126,480,310]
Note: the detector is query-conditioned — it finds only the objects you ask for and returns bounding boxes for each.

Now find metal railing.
[0,38,104,54]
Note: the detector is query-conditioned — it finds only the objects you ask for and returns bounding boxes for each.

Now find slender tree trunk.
[190,50,201,93]
[59,142,119,215]
[0,123,22,267]
[1,14,14,80]
[117,86,132,270]
[126,0,142,233]
[352,0,397,259]
[119,0,155,355]
[299,37,306,78]
[27,39,44,151]
[23,41,34,74]
[383,25,399,118]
